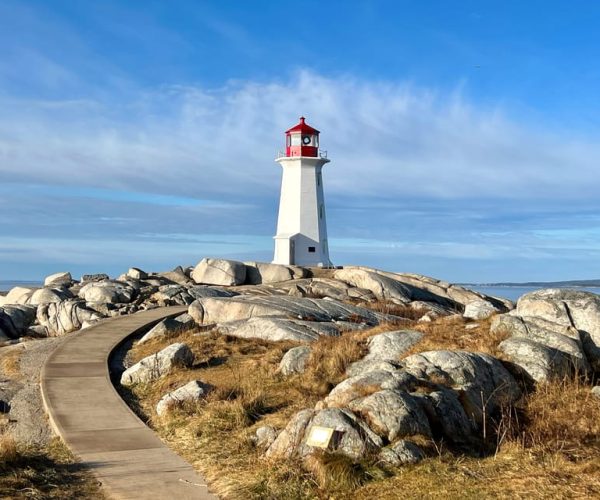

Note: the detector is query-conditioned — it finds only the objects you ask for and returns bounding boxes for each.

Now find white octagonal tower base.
[273,156,333,267]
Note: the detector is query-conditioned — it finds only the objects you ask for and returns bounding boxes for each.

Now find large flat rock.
[189,295,396,326]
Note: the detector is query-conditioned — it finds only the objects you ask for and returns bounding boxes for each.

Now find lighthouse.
[273,117,333,267]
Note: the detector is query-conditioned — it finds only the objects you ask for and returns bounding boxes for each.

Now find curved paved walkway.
[41,306,217,499]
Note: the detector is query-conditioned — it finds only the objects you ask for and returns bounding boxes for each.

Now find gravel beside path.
[1,336,66,445]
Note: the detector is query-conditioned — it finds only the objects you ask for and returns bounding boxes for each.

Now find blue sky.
[2,0,600,282]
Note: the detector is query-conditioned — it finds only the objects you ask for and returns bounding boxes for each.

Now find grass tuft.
[0,350,21,378]
[305,451,369,491]
[365,301,427,321]
[0,432,18,464]
[518,375,600,456]
[407,316,509,358]
[0,437,105,498]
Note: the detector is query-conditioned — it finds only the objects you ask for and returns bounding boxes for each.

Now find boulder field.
[0,258,510,341]
[2,258,599,465]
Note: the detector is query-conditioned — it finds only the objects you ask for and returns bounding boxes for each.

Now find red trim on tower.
[285,116,320,135]
[287,145,318,157]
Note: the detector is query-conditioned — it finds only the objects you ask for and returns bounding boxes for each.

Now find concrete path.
[41,307,217,500]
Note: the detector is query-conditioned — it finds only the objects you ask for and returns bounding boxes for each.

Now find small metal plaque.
[305,425,335,449]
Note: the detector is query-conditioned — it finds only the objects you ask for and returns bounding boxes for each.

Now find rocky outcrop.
[244,262,297,284]
[265,409,314,459]
[514,289,600,371]
[1,287,35,305]
[424,388,474,445]
[120,343,194,386]
[387,271,513,311]
[499,337,579,383]
[347,330,423,376]
[253,426,278,449]
[36,299,102,336]
[278,346,311,375]
[138,314,195,344]
[402,350,521,422]
[266,373,480,458]
[334,268,444,306]
[79,280,136,304]
[156,380,214,416]
[267,348,524,461]
[43,272,72,287]
[149,285,236,307]
[81,273,110,283]
[217,317,354,343]
[0,305,37,339]
[191,258,247,286]
[365,331,423,362]
[378,440,425,465]
[463,300,500,320]
[266,408,383,460]
[233,277,377,303]
[127,267,148,280]
[492,313,590,382]
[348,389,431,442]
[29,287,73,306]
[188,295,394,327]
[322,370,418,409]
[156,267,191,286]
[335,267,512,314]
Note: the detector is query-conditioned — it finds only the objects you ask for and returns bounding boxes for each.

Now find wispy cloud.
[2,70,600,281]
[2,70,599,203]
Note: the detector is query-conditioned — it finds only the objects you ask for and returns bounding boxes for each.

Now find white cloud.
[4,70,600,281]
[1,70,599,203]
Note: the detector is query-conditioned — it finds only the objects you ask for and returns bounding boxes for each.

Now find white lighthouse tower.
[273,117,333,267]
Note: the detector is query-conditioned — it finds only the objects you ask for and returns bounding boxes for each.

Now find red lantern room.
[285,116,320,157]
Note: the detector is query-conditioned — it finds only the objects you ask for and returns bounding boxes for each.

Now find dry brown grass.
[517,376,600,456]
[408,315,509,358]
[364,300,427,321]
[123,311,600,499]
[0,436,105,499]
[0,431,18,464]
[354,441,600,499]
[0,350,21,378]
[304,451,376,492]
[300,334,367,396]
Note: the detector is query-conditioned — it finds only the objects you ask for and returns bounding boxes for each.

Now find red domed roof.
[285,116,320,135]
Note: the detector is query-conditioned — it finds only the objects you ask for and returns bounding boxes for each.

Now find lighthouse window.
[290,134,301,146]
[308,246,316,253]
[286,135,291,147]
[319,204,324,219]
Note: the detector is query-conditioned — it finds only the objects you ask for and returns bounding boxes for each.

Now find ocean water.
[466,285,600,302]
[0,281,42,293]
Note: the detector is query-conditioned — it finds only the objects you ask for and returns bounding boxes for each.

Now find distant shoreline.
[460,280,600,288]
[3,279,600,292]
[0,280,42,293]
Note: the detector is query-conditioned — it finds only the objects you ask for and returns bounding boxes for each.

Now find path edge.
[39,307,187,452]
